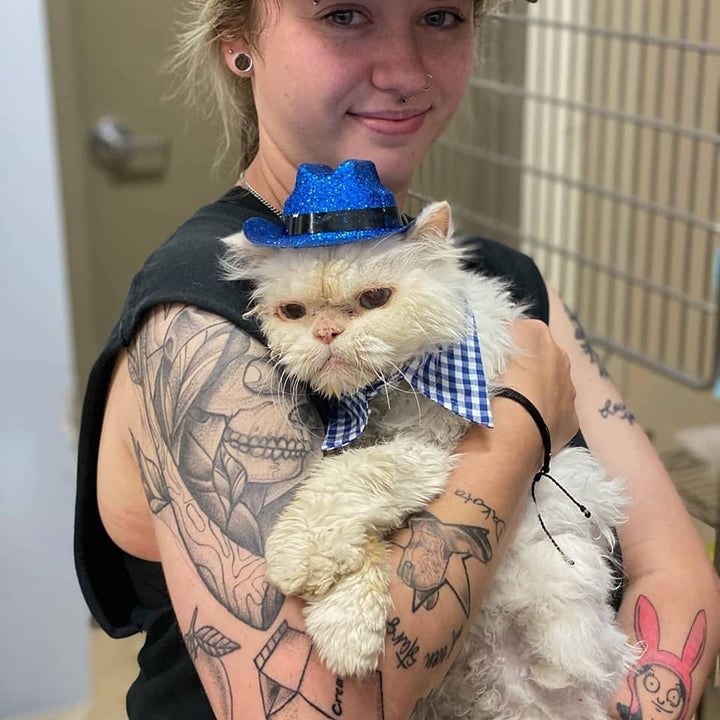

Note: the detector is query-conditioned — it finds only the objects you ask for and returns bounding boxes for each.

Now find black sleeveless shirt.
[74,188,552,718]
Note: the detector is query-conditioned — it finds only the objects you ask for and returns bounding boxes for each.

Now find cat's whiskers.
[411,318,436,346]
[371,369,394,409]
[264,362,325,439]
[260,351,305,413]
[268,364,297,411]
[384,360,424,421]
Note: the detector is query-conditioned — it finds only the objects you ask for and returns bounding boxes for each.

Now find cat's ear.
[220,231,275,281]
[403,201,453,248]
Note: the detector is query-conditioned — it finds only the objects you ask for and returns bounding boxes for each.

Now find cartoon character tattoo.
[394,511,493,616]
[617,595,707,720]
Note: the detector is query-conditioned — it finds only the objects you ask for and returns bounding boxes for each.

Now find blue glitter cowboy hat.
[242,159,414,248]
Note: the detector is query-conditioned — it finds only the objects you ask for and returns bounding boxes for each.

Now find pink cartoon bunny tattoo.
[617,595,707,720]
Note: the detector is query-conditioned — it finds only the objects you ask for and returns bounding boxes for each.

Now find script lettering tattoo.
[332,677,344,716]
[183,607,240,720]
[393,510,493,616]
[563,301,610,378]
[128,305,321,630]
[453,488,506,542]
[616,595,706,720]
[424,625,464,669]
[254,622,385,718]
[386,616,421,669]
[599,399,636,425]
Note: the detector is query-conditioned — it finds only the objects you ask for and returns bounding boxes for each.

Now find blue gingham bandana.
[323,311,493,451]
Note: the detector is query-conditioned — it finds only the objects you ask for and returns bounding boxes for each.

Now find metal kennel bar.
[412,0,720,389]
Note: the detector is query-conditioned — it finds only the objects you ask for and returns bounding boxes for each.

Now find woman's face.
[235,0,476,198]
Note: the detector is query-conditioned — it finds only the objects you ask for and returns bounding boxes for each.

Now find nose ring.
[400,74,433,103]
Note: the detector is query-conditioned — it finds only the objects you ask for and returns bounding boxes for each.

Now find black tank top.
[74,187,554,718]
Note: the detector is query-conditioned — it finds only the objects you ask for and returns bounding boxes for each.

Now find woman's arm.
[121,304,577,720]
[546,283,720,720]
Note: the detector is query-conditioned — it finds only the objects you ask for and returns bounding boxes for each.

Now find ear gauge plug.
[233,52,253,73]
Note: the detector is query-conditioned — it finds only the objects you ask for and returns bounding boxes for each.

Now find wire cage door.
[412,0,720,389]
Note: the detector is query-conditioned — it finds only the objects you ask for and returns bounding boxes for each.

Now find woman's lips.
[350,110,428,136]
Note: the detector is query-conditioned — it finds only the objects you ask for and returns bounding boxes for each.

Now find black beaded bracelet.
[493,386,591,565]
[493,386,551,475]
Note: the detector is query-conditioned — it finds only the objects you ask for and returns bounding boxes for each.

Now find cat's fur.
[222,202,638,720]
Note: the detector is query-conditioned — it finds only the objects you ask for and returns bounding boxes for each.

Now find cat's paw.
[304,537,392,677]
[265,515,367,597]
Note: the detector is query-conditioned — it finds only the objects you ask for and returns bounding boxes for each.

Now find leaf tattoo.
[131,431,170,512]
[184,607,241,660]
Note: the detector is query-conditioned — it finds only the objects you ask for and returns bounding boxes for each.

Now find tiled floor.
[14,629,142,720]
[84,629,143,720]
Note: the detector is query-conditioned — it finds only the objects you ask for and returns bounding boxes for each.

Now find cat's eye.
[278,303,307,320]
[359,288,393,310]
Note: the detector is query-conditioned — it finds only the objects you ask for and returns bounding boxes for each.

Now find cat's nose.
[313,321,344,344]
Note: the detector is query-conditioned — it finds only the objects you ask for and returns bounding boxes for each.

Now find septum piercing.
[400,74,433,103]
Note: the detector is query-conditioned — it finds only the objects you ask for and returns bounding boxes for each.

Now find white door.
[48,0,235,393]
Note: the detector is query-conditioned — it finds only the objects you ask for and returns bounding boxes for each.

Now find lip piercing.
[400,74,433,103]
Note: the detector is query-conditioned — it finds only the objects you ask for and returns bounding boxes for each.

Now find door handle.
[90,116,170,178]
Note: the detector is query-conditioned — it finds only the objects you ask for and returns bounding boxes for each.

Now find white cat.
[222,201,638,720]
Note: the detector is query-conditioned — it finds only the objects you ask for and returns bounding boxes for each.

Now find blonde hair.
[172,0,498,172]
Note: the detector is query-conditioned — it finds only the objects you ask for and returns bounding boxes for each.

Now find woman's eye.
[278,303,307,320]
[359,288,392,309]
[666,689,681,707]
[324,9,367,28]
[423,10,465,28]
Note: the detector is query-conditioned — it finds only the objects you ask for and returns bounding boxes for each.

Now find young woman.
[74,2,720,718]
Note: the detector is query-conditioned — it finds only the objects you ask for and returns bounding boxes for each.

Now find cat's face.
[223,202,468,397]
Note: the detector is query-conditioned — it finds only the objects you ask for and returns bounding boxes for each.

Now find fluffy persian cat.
[222,202,637,720]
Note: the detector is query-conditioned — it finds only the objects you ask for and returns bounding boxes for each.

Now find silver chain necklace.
[240,176,282,218]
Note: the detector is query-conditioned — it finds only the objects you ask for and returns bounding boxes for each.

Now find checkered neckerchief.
[322,311,493,451]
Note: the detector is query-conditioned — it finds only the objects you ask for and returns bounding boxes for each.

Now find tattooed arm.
[546,284,720,720]
[106,304,578,719]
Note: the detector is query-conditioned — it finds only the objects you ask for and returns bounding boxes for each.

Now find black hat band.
[285,206,404,236]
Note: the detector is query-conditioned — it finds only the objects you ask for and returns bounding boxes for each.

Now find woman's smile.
[348,108,429,136]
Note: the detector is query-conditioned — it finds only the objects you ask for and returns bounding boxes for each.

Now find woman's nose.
[371,31,430,101]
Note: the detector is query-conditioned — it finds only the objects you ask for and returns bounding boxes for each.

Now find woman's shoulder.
[456,235,549,322]
[116,188,275,348]
[137,186,269,279]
